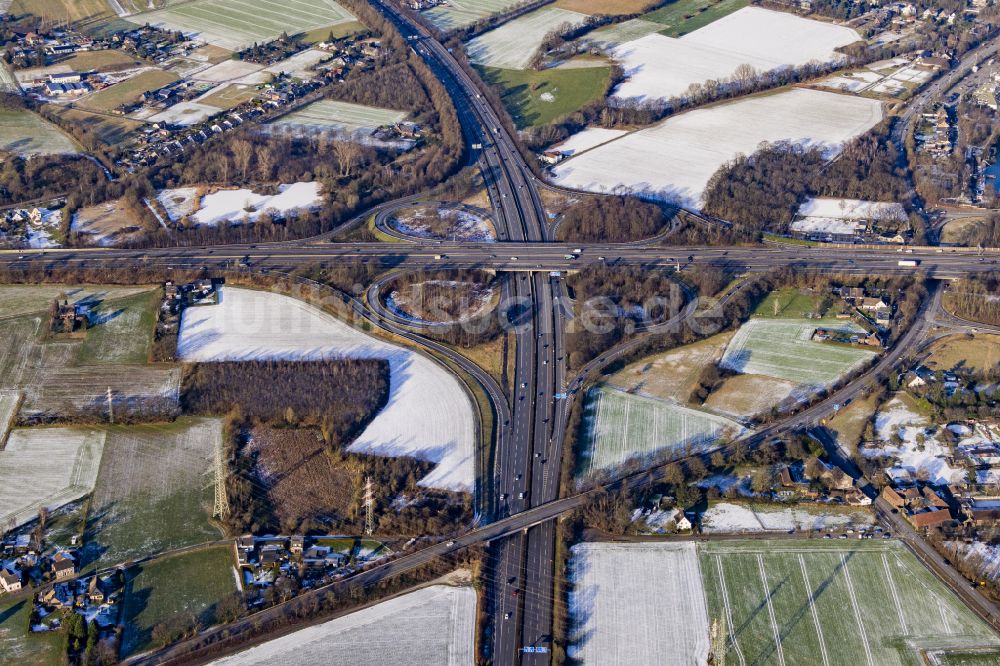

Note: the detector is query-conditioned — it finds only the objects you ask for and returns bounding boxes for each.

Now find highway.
[11,6,1000,665]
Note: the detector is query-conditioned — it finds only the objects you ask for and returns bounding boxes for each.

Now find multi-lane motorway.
[8,6,1000,665]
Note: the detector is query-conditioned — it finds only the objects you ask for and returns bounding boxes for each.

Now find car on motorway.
[518,492,525,499]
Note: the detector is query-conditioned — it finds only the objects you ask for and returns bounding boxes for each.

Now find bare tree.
[256,145,276,181]
[232,139,254,182]
[733,63,758,85]
[331,140,363,177]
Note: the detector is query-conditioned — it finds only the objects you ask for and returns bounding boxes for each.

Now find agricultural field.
[554,0,656,14]
[0,284,152,320]
[703,372,805,419]
[70,198,146,246]
[466,7,589,70]
[584,18,663,49]
[925,334,1000,373]
[77,288,158,365]
[422,0,525,31]
[720,318,876,386]
[210,584,477,665]
[551,88,882,206]
[194,82,258,110]
[270,100,407,137]
[753,286,831,319]
[0,109,79,156]
[700,540,1000,666]
[44,105,143,145]
[121,546,237,656]
[176,287,475,492]
[827,391,880,453]
[0,390,19,445]
[700,501,874,533]
[610,7,861,102]
[571,540,1000,666]
[549,127,626,157]
[0,597,63,666]
[147,101,222,127]
[9,0,113,23]
[78,69,180,112]
[579,385,744,474]
[642,0,748,37]
[157,182,322,226]
[0,427,106,529]
[137,0,357,51]
[569,542,710,665]
[0,61,20,93]
[606,331,733,403]
[83,418,223,571]
[387,205,496,241]
[479,65,611,128]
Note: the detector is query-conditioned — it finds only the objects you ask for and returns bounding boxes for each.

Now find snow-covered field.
[0,427,106,528]
[148,101,222,127]
[701,502,874,533]
[177,287,476,491]
[190,59,263,83]
[861,395,965,485]
[720,318,875,387]
[797,197,906,221]
[549,127,626,157]
[611,7,860,101]
[270,100,406,137]
[466,7,589,69]
[569,542,709,665]
[210,584,476,665]
[581,386,744,474]
[551,88,882,206]
[157,182,322,226]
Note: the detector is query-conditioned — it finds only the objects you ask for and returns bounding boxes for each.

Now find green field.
[643,0,748,37]
[0,598,62,666]
[82,418,223,571]
[423,0,524,30]
[701,540,1000,666]
[935,650,1000,665]
[79,69,180,112]
[581,385,743,474]
[720,318,875,387]
[121,547,236,656]
[271,99,406,134]
[479,65,611,128]
[77,289,158,365]
[753,287,830,319]
[0,110,79,156]
[138,0,356,50]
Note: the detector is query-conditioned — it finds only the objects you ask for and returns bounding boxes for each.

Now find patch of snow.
[177,287,475,492]
[157,187,199,222]
[863,396,965,485]
[168,182,322,226]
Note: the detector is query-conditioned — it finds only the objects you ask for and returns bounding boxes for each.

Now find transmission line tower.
[213,440,229,519]
[363,476,375,536]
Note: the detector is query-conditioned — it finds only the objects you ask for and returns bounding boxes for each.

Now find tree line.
[555,194,670,243]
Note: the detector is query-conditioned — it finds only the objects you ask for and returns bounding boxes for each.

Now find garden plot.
[700,540,1000,666]
[0,110,78,156]
[388,205,496,241]
[137,0,356,51]
[0,427,105,529]
[720,318,875,386]
[157,182,322,226]
[552,88,882,206]
[580,385,744,474]
[549,127,626,157]
[210,583,476,665]
[270,100,406,138]
[701,501,874,533]
[860,394,965,485]
[610,7,860,102]
[177,287,476,492]
[569,542,710,665]
[84,418,223,570]
[423,0,525,30]
[466,7,589,70]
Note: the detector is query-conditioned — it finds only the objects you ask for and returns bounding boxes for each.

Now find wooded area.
[555,195,669,242]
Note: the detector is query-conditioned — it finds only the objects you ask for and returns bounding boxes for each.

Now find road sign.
[521,646,549,653]
[554,393,566,400]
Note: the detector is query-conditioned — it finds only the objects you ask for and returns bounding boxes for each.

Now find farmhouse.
[0,569,21,593]
[51,551,77,580]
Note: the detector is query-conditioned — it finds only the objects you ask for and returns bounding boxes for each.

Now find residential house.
[540,151,564,165]
[52,552,76,581]
[0,570,21,593]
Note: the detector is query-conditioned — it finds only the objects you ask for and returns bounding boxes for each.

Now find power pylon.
[363,476,375,536]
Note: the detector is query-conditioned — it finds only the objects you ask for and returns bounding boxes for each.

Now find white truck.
[897,259,919,267]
